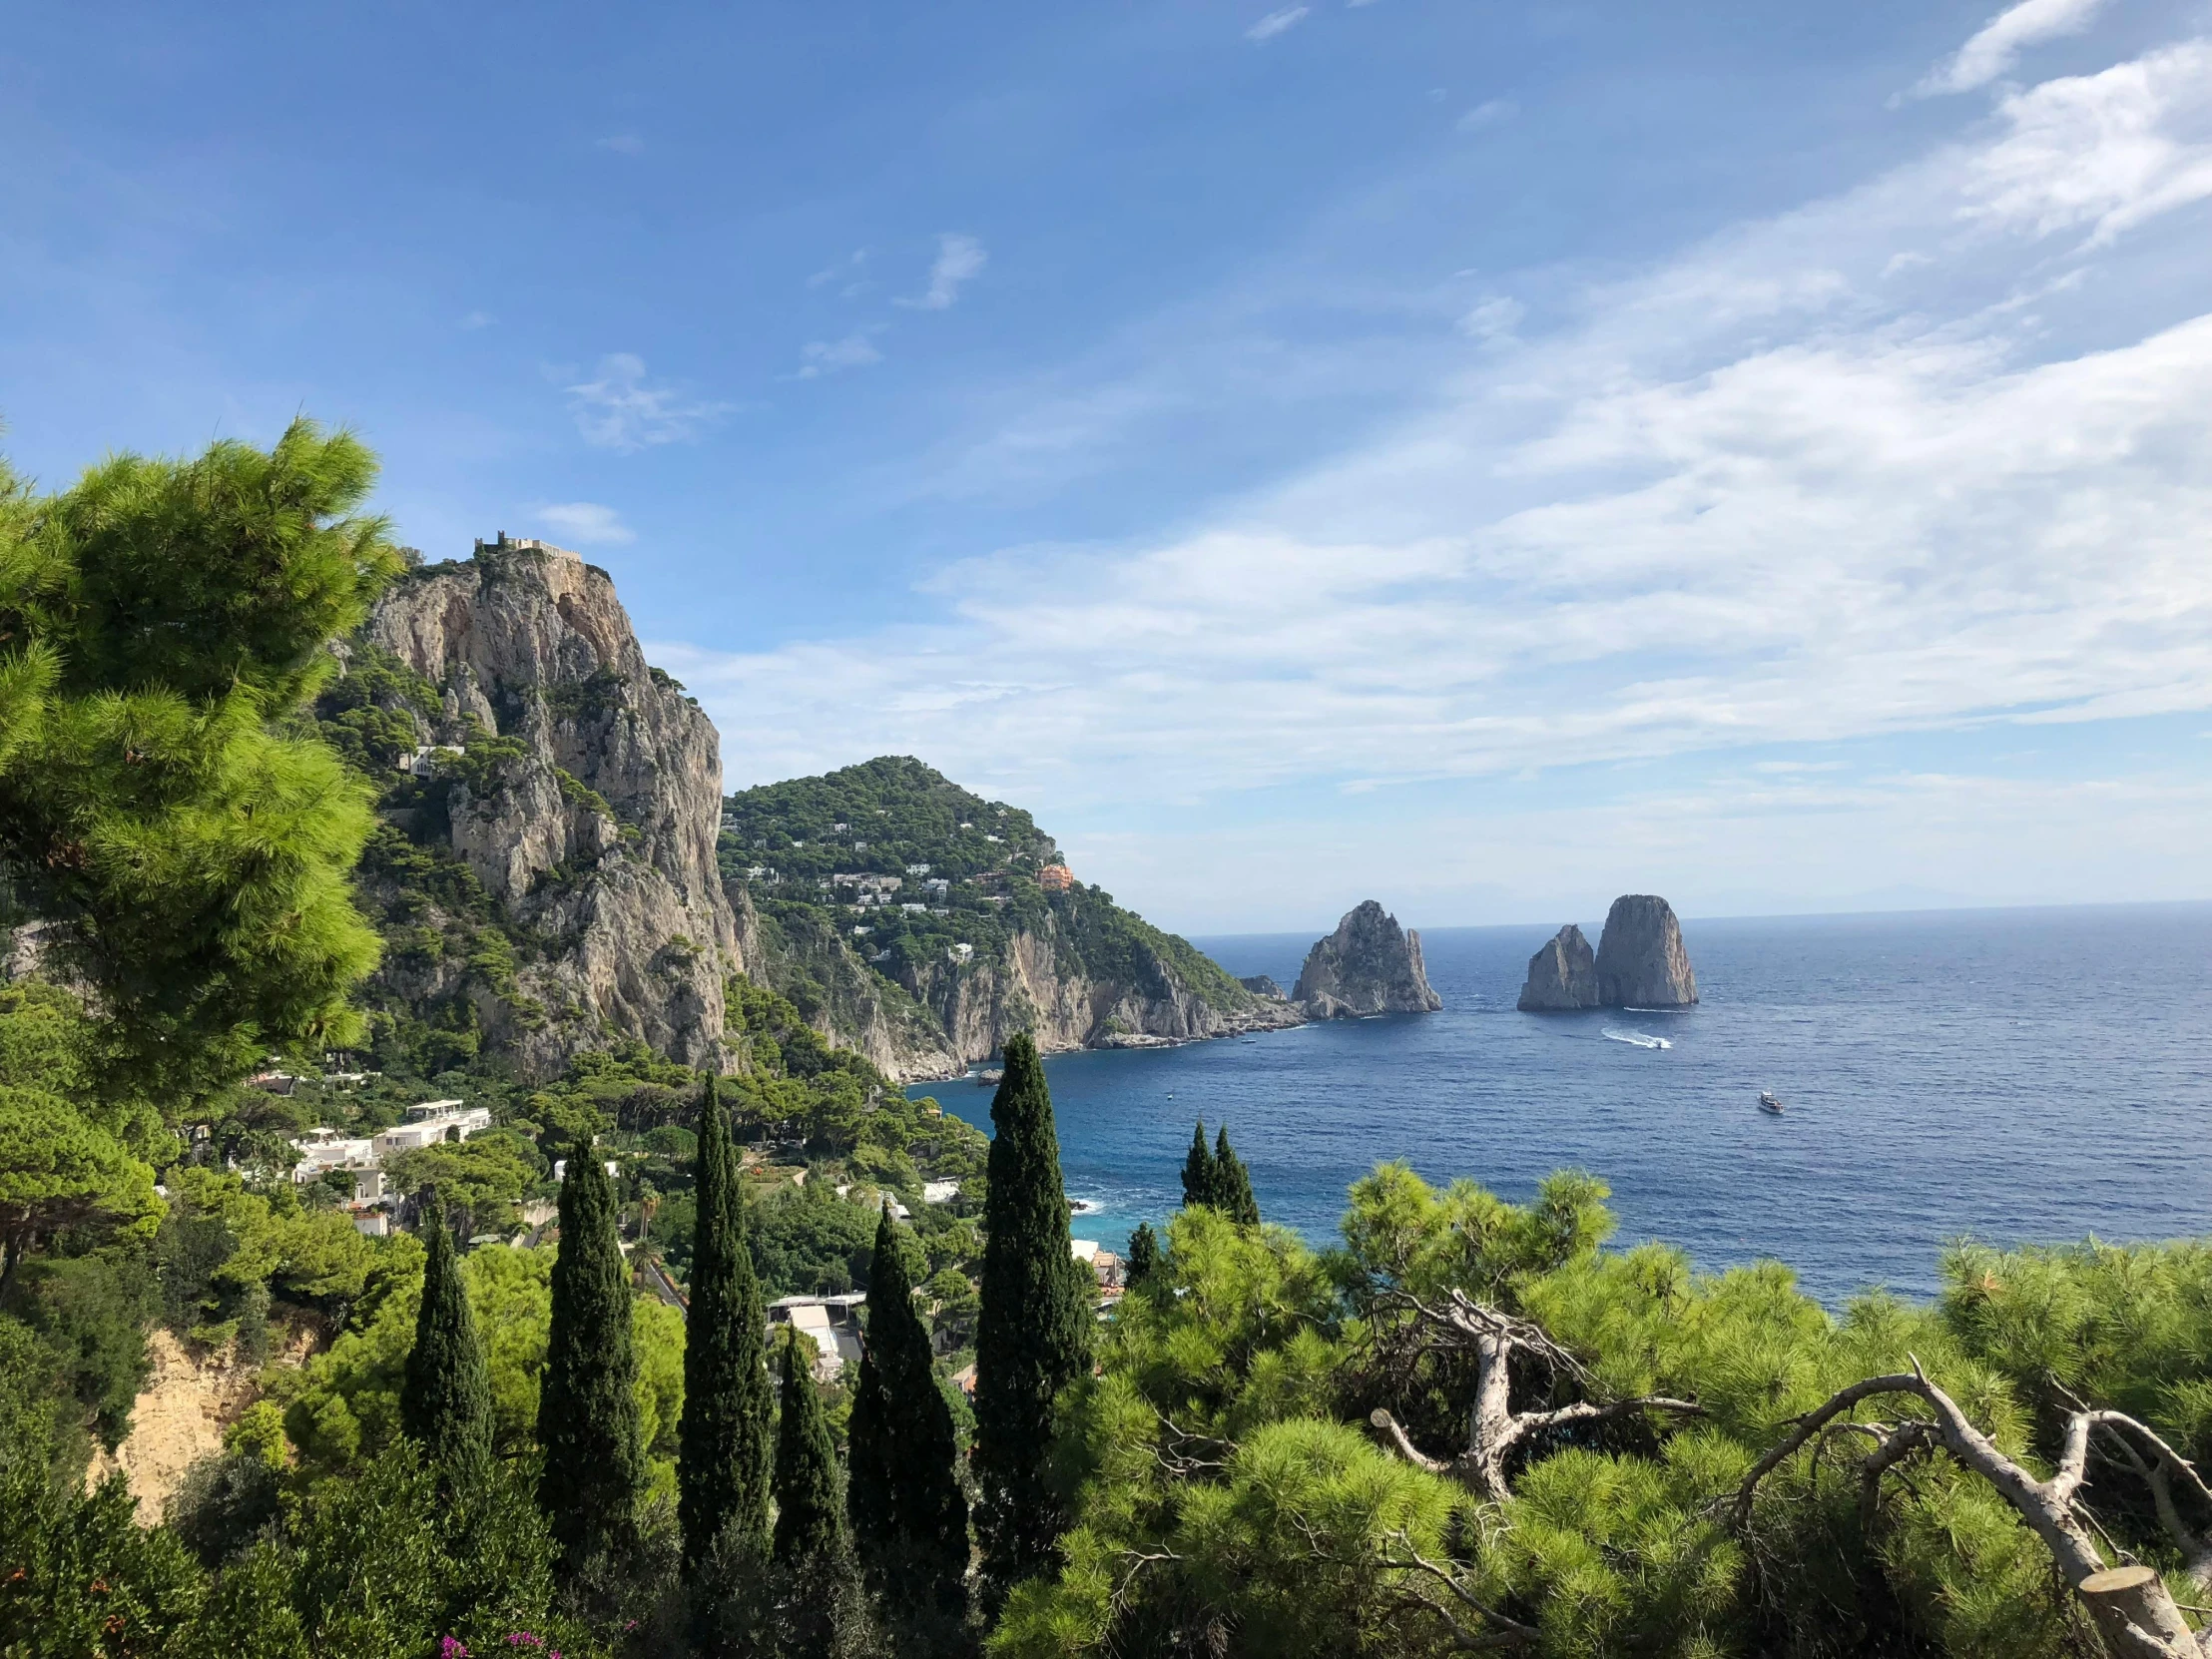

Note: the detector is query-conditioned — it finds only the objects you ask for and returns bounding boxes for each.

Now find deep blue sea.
[917,905,2212,1304]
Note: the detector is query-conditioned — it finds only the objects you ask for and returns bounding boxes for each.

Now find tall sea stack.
[1515,895,1697,1011]
[1293,901,1442,1019]
[1593,894,1698,1008]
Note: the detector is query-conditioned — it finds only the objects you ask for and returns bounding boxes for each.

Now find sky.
[5,0,2211,932]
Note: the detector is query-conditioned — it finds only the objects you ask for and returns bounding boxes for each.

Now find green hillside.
[722,757,1249,1015]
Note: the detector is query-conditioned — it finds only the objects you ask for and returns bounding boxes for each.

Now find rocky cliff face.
[351,537,740,1075]
[731,886,960,1081]
[1517,924,1598,1010]
[1592,894,1698,1008]
[1293,901,1442,1019]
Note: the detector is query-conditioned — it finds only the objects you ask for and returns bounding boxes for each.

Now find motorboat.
[1758,1091,1784,1115]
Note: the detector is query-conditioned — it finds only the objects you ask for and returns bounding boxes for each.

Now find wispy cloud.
[793,330,885,378]
[896,234,988,310]
[1457,98,1517,131]
[597,133,646,156]
[1913,0,2109,97]
[536,502,635,546]
[458,310,494,330]
[1246,7,1310,42]
[667,30,2212,823]
[564,354,732,450]
[807,249,871,293]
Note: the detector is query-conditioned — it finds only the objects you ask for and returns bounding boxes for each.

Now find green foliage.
[0,1087,161,1283]
[383,1132,538,1238]
[772,1330,843,1566]
[158,1166,388,1325]
[1125,1223,1159,1289]
[973,1033,1091,1609]
[1179,1120,1260,1224]
[168,1449,283,1569]
[679,1081,774,1569]
[400,1213,494,1472]
[274,1241,685,1486]
[1,1251,157,1448]
[1180,1121,1214,1210]
[0,419,402,1102]
[539,1147,648,1574]
[847,1206,969,1625]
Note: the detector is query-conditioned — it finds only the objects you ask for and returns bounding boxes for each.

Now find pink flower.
[440,1640,470,1659]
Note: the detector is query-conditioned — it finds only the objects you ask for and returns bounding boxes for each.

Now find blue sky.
[6,0,2211,931]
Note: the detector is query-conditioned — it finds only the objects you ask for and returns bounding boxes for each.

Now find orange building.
[1038,862,1076,893]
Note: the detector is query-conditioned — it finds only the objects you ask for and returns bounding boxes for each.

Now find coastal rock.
[355,536,742,1074]
[1516,924,1598,1010]
[1240,974,1286,998]
[1292,900,1442,1019]
[1592,894,1698,1008]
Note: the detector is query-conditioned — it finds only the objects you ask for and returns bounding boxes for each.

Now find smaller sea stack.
[1294,900,1442,1019]
[1517,924,1598,1010]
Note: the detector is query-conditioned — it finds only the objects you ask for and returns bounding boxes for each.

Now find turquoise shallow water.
[916,904,2212,1303]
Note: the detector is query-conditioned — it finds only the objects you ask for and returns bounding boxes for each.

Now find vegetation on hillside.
[724,756,1250,1025]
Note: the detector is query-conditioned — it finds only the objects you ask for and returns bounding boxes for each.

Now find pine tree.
[974,1032,1091,1609]
[398,1200,491,1472]
[848,1205,970,1619]
[537,1144,645,1575]
[772,1330,841,1566]
[1213,1126,1262,1226]
[1126,1222,1160,1288]
[678,1078,773,1572]
[1180,1121,1217,1209]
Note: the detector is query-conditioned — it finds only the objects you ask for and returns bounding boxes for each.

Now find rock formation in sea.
[344,534,742,1075]
[1240,974,1286,998]
[1591,894,1698,1008]
[1292,900,1442,1019]
[1516,924,1598,1010]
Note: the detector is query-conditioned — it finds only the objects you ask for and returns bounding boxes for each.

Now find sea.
[916,904,2212,1305]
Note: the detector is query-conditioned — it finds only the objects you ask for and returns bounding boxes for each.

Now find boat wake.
[1603,1028,1672,1050]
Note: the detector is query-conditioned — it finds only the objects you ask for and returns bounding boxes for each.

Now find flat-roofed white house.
[769,1293,866,1382]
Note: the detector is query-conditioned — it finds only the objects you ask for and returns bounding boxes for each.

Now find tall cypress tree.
[1213,1126,1262,1226]
[973,1032,1091,1609]
[399,1200,492,1473]
[679,1078,773,1571]
[1125,1222,1160,1289]
[537,1142,646,1575]
[772,1330,841,1566]
[847,1205,969,1618]
[1180,1121,1216,1209]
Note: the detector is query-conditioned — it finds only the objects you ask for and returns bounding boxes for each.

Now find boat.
[1758,1091,1784,1115]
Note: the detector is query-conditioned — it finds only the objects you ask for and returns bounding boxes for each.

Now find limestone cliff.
[1293,901,1442,1019]
[1517,924,1599,1010]
[1592,894,1699,1008]
[337,535,740,1076]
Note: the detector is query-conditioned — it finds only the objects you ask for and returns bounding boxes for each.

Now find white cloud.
[564,354,733,450]
[1914,0,2109,97]
[1246,7,1310,41]
[458,309,494,330]
[1458,295,1524,341]
[666,29,2212,849]
[1457,98,1518,132]
[794,330,885,378]
[597,133,646,156]
[896,234,988,310]
[535,502,635,546]
[807,249,870,291]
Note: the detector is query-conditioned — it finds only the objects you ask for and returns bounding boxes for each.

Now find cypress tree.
[537,1142,646,1575]
[1180,1120,1216,1209]
[398,1199,491,1472]
[974,1032,1092,1609]
[1125,1222,1160,1288]
[772,1330,841,1566]
[848,1205,969,1618]
[679,1078,774,1571]
[1213,1126,1262,1226]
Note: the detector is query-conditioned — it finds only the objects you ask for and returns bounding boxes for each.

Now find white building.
[372,1101,492,1155]
[768,1294,866,1381]
[288,1099,492,1186]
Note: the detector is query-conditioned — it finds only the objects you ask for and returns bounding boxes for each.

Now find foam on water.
[1603,1028,1673,1049]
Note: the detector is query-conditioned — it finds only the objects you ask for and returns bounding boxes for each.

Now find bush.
[168,1451,283,1568]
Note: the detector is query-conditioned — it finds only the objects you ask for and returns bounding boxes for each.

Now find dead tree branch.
[1366,1291,1702,1501]
[1732,1364,2209,1658]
